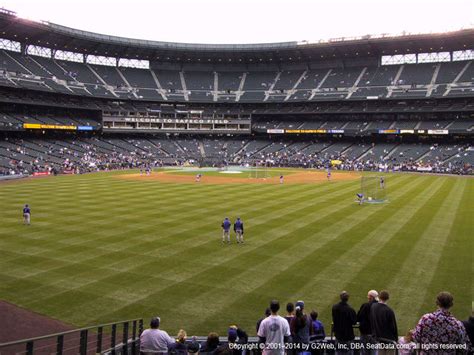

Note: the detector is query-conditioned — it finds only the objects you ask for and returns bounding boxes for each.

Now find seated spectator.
[413,292,469,353]
[169,329,188,355]
[309,310,325,340]
[140,316,175,354]
[187,338,201,355]
[397,330,416,355]
[200,332,220,353]
[216,326,248,355]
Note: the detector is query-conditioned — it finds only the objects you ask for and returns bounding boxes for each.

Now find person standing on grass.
[234,217,244,244]
[222,217,231,244]
[23,204,31,225]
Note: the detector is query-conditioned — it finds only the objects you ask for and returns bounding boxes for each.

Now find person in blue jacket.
[234,217,244,244]
[222,217,231,243]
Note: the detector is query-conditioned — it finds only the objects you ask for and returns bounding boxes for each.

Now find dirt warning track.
[118,170,360,184]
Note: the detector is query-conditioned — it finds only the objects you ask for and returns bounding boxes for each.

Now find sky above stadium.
[1,0,473,44]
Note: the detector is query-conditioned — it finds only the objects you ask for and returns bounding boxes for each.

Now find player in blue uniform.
[23,204,31,225]
[356,193,364,205]
[221,217,231,243]
[327,170,331,181]
[234,217,244,244]
[380,177,385,189]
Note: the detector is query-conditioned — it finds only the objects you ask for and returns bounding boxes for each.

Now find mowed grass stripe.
[65,177,408,326]
[423,177,473,319]
[24,178,370,324]
[339,177,455,332]
[290,176,443,318]
[159,176,429,333]
[0,172,470,337]
[0,177,366,322]
[388,179,472,328]
[1,177,358,272]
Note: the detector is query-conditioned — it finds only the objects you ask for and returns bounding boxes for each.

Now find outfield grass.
[0,170,472,337]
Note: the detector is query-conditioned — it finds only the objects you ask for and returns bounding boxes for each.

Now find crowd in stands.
[0,137,472,176]
[140,291,473,355]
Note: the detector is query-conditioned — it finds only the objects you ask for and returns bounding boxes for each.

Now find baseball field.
[0,168,472,339]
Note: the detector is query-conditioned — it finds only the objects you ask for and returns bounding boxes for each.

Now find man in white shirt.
[257,300,291,355]
[140,317,175,354]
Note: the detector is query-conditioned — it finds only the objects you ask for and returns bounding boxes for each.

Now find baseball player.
[234,217,244,244]
[380,176,385,189]
[280,175,284,184]
[327,169,331,181]
[221,217,231,243]
[195,174,202,183]
[23,204,31,225]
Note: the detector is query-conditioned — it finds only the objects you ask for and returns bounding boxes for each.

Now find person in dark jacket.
[256,308,271,333]
[369,290,398,354]
[463,312,474,353]
[332,291,357,353]
[357,290,379,354]
[200,332,220,353]
[290,301,311,352]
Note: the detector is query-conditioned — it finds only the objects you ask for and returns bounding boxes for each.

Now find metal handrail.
[0,318,142,348]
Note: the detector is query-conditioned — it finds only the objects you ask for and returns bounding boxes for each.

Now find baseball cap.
[187,340,200,353]
[228,327,238,340]
[295,300,305,309]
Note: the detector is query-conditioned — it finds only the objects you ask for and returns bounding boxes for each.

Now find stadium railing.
[0,318,143,355]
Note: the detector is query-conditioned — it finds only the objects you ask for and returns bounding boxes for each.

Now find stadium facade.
[0,8,473,175]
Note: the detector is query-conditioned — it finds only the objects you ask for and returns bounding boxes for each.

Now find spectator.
[397,330,416,355]
[169,329,188,355]
[290,301,311,351]
[257,300,291,355]
[370,290,397,354]
[462,311,474,353]
[200,332,220,353]
[332,291,357,354]
[256,308,271,333]
[357,290,379,353]
[413,292,469,354]
[285,302,295,325]
[216,326,248,355]
[140,317,175,354]
[309,310,325,340]
[187,338,201,354]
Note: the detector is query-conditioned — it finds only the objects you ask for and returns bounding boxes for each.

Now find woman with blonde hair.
[168,329,188,355]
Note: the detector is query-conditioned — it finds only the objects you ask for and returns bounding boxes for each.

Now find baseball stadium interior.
[0,8,472,176]
[0,4,473,354]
